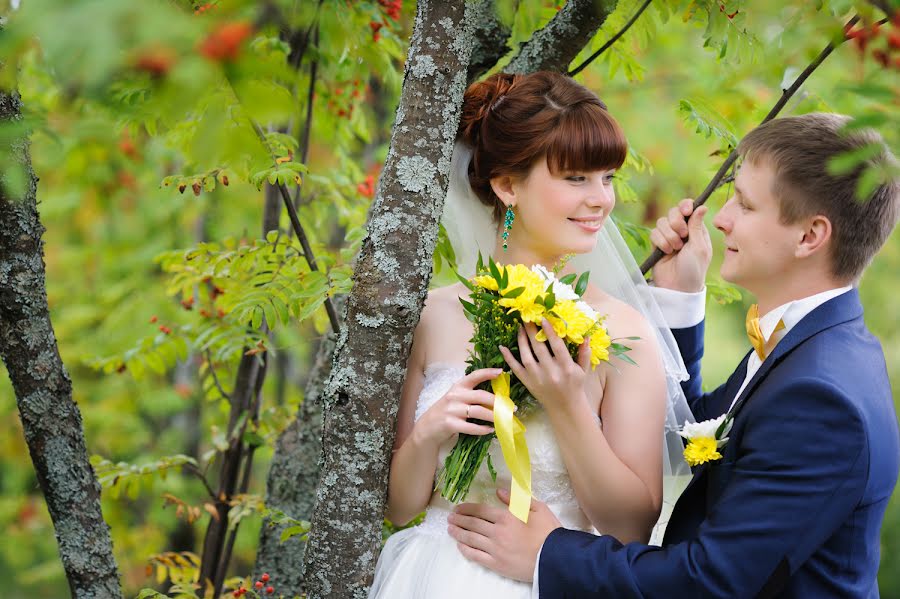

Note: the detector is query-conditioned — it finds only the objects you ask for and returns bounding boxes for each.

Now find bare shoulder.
[417,282,473,365]
[421,282,469,320]
[582,285,655,341]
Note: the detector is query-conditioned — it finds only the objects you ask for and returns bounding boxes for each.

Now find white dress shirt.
[530,284,852,596]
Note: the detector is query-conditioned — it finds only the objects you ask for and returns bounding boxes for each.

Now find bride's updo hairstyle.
[458,71,627,223]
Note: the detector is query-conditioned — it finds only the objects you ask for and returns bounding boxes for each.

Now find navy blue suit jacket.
[539,289,899,598]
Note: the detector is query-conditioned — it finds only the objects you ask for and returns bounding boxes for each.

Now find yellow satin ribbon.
[491,373,532,523]
[746,304,785,360]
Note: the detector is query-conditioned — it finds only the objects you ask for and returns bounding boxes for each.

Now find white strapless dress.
[369,363,599,598]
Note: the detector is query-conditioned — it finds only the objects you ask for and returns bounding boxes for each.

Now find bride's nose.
[587,180,615,212]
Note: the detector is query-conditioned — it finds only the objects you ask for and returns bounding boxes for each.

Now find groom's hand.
[650,198,712,292]
[447,488,562,582]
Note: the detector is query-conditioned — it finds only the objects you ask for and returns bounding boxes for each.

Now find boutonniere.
[679,413,734,467]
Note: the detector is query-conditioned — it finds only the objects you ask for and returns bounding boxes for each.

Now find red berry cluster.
[194,2,215,15]
[233,573,274,596]
[357,174,376,198]
[846,12,900,70]
[199,21,254,62]
[326,79,364,120]
[134,46,178,77]
[369,0,402,42]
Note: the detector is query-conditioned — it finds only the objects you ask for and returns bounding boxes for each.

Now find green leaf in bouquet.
[558,273,577,286]
[459,297,477,316]
[499,263,509,290]
[502,286,525,299]
[456,272,475,291]
[489,257,503,283]
[544,290,555,310]
[575,271,590,296]
[486,453,497,482]
[476,252,485,273]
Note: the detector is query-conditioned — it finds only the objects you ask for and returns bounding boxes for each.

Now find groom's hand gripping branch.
[448,488,562,583]
[649,198,712,293]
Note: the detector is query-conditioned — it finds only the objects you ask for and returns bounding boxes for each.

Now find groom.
[447,113,900,597]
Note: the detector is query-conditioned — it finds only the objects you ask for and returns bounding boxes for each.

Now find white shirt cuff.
[648,285,706,329]
[531,543,542,599]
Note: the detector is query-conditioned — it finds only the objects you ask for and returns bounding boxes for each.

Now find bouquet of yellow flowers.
[436,256,636,515]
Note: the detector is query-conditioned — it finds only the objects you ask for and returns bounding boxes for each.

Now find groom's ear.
[490,175,516,206]
[795,214,832,259]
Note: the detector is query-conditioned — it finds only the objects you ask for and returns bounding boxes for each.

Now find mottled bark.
[0,91,123,597]
[504,0,617,73]
[253,320,338,593]
[467,0,511,83]
[299,1,476,596]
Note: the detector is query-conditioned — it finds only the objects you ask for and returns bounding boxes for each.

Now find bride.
[369,71,692,597]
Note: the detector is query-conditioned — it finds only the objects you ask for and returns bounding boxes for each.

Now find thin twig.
[183,463,217,500]
[205,349,231,401]
[568,0,653,77]
[242,112,341,333]
[640,14,862,274]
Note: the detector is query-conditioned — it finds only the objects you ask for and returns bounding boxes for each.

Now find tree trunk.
[252,319,337,592]
[504,0,617,73]
[0,90,123,597]
[299,1,476,596]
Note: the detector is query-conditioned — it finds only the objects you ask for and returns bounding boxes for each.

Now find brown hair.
[738,113,899,282]
[458,71,627,223]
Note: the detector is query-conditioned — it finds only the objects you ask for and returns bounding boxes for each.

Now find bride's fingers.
[577,337,592,371]
[460,421,495,436]
[458,389,497,407]
[517,327,538,370]
[464,405,494,423]
[459,368,504,389]
[499,345,527,382]
[525,323,552,363]
[541,318,569,361]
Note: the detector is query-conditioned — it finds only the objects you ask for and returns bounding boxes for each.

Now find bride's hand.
[500,320,600,413]
[413,368,501,449]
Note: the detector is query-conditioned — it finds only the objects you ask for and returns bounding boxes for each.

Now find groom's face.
[713,159,803,293]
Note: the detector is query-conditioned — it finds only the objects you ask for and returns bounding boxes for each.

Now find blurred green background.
[0,0,896,596]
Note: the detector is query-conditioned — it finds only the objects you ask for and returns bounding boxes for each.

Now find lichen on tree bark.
[298,1,477,597]
[0,90,123,598]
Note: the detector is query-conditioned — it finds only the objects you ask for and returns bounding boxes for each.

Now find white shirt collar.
[758,285,853,342]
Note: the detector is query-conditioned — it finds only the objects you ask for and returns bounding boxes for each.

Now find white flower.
[679,413,733,448]
[531,265,579,301]
[575,300,598,322]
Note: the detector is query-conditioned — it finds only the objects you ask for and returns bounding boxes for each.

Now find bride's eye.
[566,175,586,183]
[603,173,617,184]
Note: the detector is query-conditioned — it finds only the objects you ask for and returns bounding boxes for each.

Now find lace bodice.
[415,363,595,535]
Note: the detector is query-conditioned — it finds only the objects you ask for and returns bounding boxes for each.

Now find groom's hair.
[458,71,627,223]
[738,113,899,282]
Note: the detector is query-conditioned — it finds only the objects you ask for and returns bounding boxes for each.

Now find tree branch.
[504,0,617,73]
[640,14,863,274]
[569,0,652,77]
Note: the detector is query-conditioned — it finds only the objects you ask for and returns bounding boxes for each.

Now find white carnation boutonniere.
[679,413,734,467]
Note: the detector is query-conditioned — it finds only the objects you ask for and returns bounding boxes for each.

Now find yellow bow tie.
[746,304,785,361]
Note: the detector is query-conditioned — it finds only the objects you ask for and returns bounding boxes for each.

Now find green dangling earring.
[501,205,515,251]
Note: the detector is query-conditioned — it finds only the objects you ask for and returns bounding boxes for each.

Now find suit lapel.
[726,289,863,421]
[678,289,863,496]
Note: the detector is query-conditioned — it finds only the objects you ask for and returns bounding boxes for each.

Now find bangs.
[543,103,627,174]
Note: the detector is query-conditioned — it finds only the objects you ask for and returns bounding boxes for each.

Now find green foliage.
[1,0,898,596]
[92,455,199,500]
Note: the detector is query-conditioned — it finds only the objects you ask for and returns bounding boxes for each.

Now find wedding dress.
[369,362,597,598]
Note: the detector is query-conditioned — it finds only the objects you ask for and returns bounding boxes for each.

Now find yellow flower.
[536,300,595,344]
[473,275,499,291]
[588,325,611,368]
[683,437,723,466]
[498,264,547,324]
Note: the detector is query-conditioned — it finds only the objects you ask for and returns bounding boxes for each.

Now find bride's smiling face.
[491,158,617,259]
